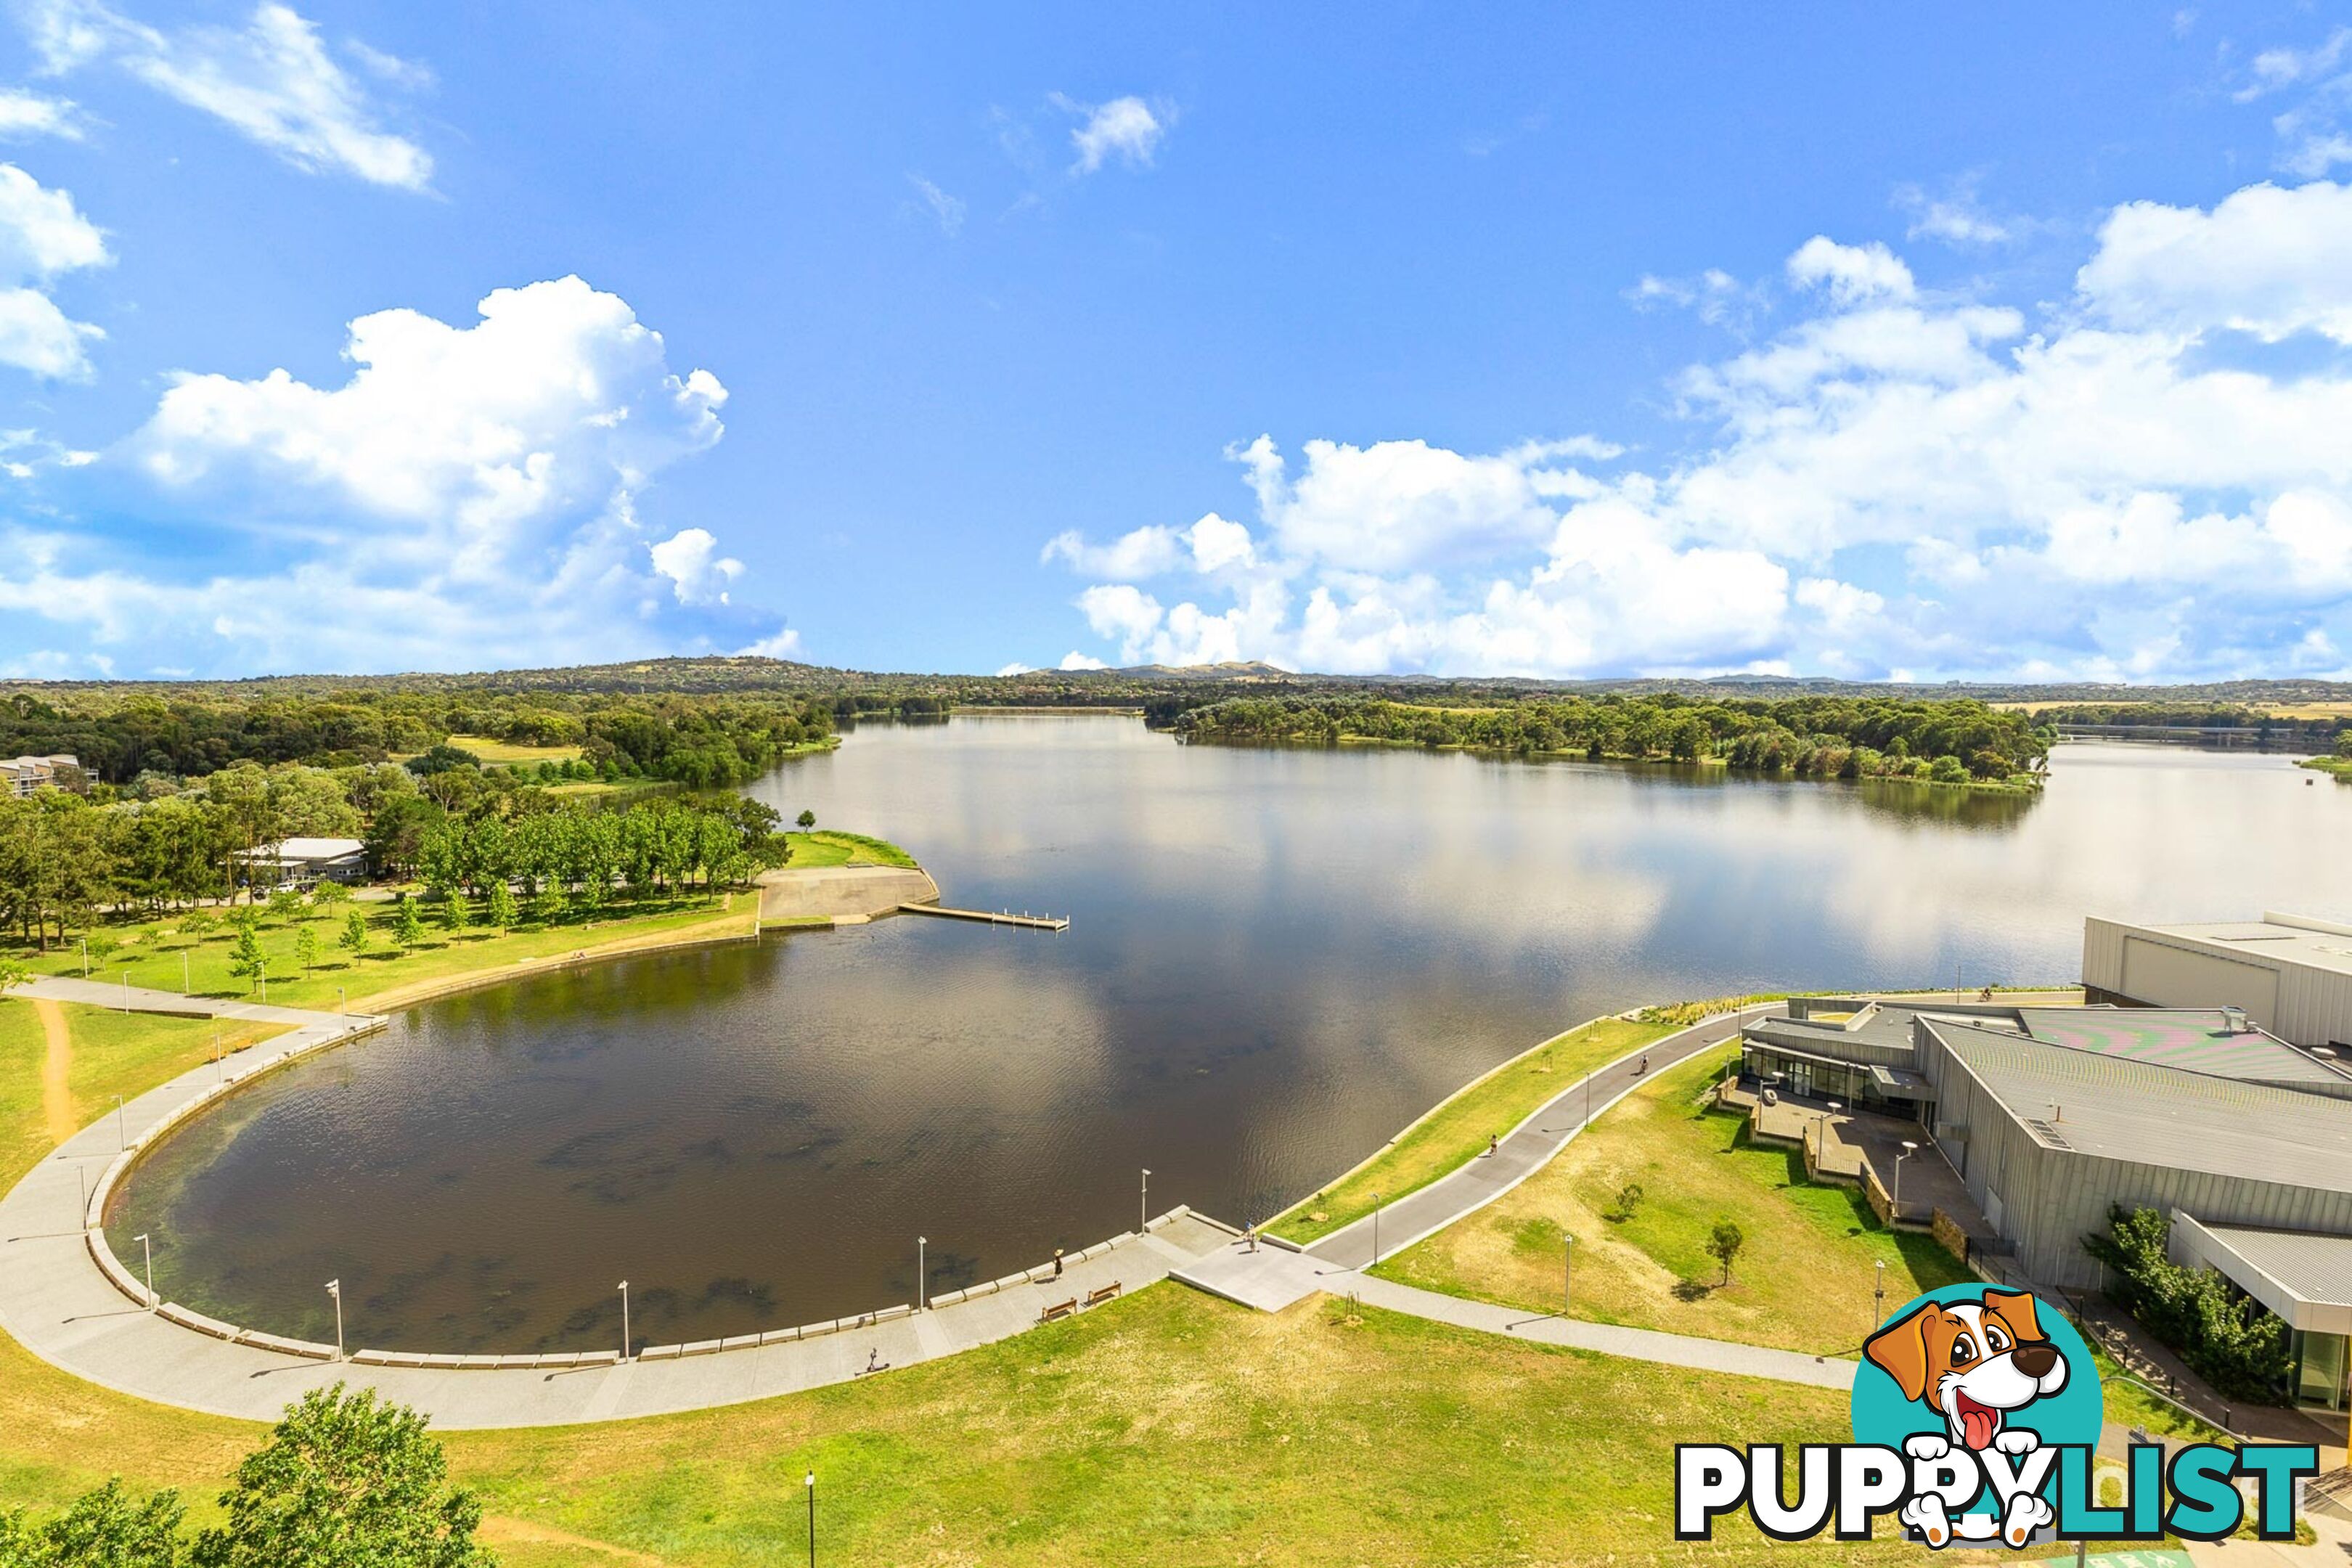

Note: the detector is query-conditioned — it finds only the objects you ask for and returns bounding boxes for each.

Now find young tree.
[294,923,319,977]
[264,888,303,926]
[437,888,471,936]
[226,921,268,995]
[1708,1218,1745,1286]
[311,880,351,916]
[4,1477,187,1567]
[796,809,816,830]
[176,910,216,943]
[392,899,425,952]
[338,910,370,963]
[483,881,517,935]
[191,1384,493,1568]
[529,881,567,927]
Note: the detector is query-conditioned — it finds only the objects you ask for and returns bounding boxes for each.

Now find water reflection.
[110,723,2352,1351]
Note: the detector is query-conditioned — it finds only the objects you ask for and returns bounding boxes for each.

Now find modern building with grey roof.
[1739,992,2352,1411]
[2083,912,2352,1049]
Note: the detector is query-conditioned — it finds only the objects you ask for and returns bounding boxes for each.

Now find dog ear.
[1982,1289,2042,1342]
[1864,1304,1935,1402]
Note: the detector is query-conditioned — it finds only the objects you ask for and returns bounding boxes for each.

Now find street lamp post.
[1874,1258,1887,1330]
[805,1471,816,1568]
[1371,1192,1384,1267]
[79,936,87,978]
[917,1237,927,1312]
[121,971,131,1013]
[1564,1229,1575,1310]
[326,1279,344,1360]
[1821,1100,1841,1172]
[134,1233,155,1308]
[1895,1140,1919,1217]
[112,1095,126,1151]
[618,1281,631,1361]
[338,984,346,1016]
[181,950,190,997]
[1140,1168,1151,1233]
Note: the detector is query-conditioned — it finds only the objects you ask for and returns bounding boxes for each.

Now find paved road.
[1304,1005,1770,1271]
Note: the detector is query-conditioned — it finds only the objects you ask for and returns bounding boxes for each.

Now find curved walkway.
[0,976,1230,1428]
[1302,1004,1771,1270]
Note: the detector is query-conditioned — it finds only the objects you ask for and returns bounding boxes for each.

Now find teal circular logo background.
[1851,1283,2104,1483]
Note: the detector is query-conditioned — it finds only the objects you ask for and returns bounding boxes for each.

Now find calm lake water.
[108,722,2352,1352]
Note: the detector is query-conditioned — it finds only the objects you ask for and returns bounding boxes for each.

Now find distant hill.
[5,653,2351,709]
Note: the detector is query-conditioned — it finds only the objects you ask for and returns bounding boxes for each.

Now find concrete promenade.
[1302,1004,1771,1272]
[0,974,1238,1427]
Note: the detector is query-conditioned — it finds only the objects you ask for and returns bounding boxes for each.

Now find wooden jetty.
[897,903,1069,932]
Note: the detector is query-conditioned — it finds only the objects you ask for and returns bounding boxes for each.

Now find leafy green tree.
[796,809,815,830]
[176,910,216,943]
[337,911,369,962]
[0,1477,187,1567]
[265,889,304,925]
[189,1384,493,1568]
[483,881,516,935]
[528,882,566,927]
[0,957,28,992]
[1707,1218,1744,1286]
[294,923,319,976]
[310,881,351,915]
[437,889,470,935]
[392,900,425,952]
[226,922,268,995]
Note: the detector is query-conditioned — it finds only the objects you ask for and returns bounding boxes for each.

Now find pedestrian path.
[0,974,1236,1429]
[1304,1005,1770,1271]
[1174,1234,1854,1389]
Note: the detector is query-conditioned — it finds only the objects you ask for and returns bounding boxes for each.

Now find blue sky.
[7,2,2352,681]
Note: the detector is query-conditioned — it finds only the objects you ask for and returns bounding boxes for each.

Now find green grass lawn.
[1371,1048,1970,1355]
[0,1000,281,1222]
[780,829,919,870]
[1270,1016,1673,1245]
[9,893,745,1013]
[445,734,587,764]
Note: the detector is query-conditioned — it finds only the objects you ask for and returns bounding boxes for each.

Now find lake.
[106,719,2352,1352]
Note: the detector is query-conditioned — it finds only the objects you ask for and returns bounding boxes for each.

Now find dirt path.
[478,1516,674,1567]
[33,997,72,1147]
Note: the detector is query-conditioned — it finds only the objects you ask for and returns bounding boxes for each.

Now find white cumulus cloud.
[0,276,777,676]
[1053,92,1169,174]
[1038,176,2352,679]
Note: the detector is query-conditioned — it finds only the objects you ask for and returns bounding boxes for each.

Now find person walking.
[1053,1247,1064,1278]
[1487,1134,1498,1158]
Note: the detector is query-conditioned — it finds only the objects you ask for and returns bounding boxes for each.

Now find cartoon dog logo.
[1863,1288,2070,1548]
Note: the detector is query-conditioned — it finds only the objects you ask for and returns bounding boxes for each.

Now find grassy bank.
[2300,756,2352,780]
[1371,1049,1970,1355]
[780,829,920,870]
[10,893,748,1013]
[1270,1016,1673,1246]
[0,1002,284,1191]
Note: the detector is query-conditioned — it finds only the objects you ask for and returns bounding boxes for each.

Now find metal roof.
[2017,1007,2352,1087]
[2171,1214,2352,1334]
[1928,1021,2352,1194]
[2137,912,2352,980]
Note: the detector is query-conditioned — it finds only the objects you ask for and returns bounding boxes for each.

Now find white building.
[2,754,81,796]
[245,836,369,886]
[2083,912,2352,1050]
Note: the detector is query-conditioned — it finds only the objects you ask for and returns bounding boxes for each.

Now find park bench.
[1039,1297,1077,1323]
[1083,1282,1121,1307]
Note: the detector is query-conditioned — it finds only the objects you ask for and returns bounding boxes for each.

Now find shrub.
[2084,1205,2290,1402]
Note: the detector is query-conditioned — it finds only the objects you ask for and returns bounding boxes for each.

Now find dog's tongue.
[1958,1397,1999,1450]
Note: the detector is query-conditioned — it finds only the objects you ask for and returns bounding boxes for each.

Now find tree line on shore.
[1173,694,2053,784]
[0,746,788,950]
[0,688,833,789]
